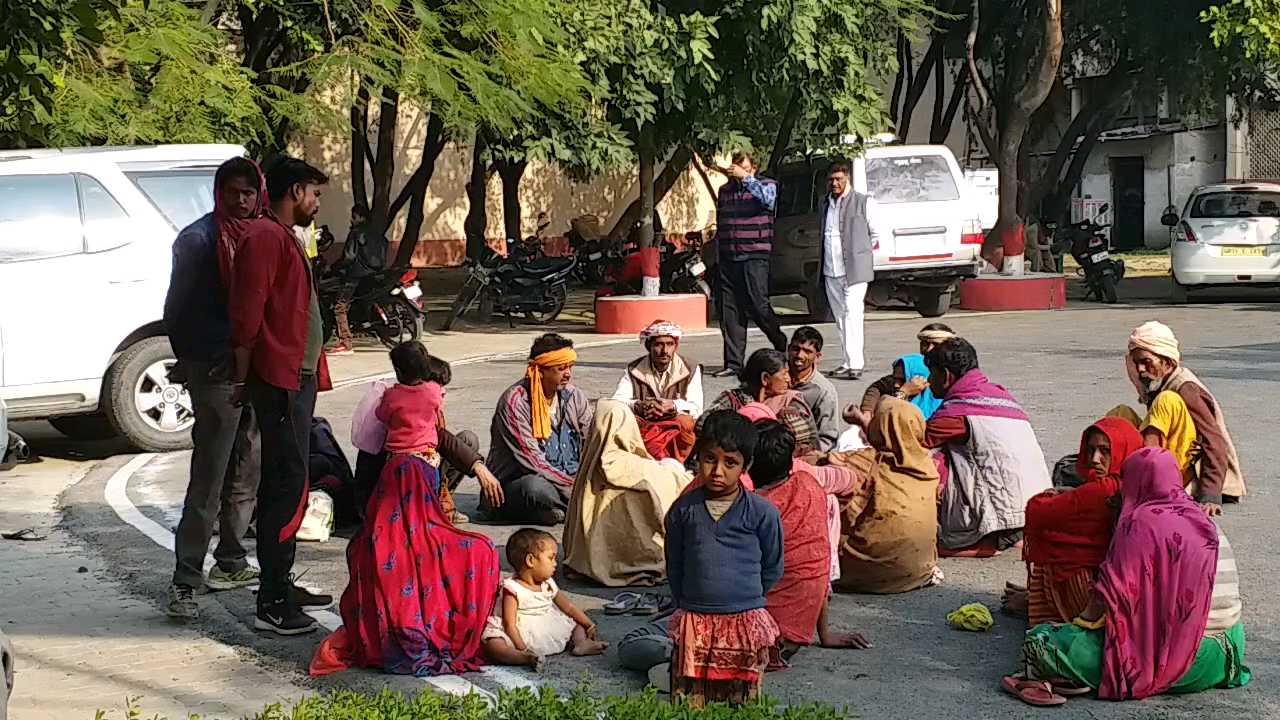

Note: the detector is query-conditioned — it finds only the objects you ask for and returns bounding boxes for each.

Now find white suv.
[1163,181,1280,302]
[0,145,244,451]
[770,144,984,317]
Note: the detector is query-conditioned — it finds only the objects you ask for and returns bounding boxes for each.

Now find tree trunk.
[496,160,528,244]
[767,88,804,176]
[607,144,694,240]
[982,0,1063,269]
[637,124,659,296]
[369,87,399,239]
[899,36,943,139]
[933,65,968,145]
[889,32,907,125]
[391,113,447,269]
[463,131,490,261]
[350,82,371,212]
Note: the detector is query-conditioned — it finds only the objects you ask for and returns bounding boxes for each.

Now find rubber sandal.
[1047,680,1091,697]
[604,591,642,615]
[631,593,661,615]
[1001,676,1066,707]
[2,528,46,541]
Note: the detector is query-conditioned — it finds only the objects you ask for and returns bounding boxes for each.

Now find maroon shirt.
[230,211,330,391]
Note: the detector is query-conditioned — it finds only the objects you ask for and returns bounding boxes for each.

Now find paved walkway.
[0,458,308,720]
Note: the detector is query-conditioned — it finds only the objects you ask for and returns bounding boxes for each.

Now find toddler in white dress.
[482,528,608,667]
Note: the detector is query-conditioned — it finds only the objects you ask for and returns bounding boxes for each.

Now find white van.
[0,145,244,451]
[769,144,985,317]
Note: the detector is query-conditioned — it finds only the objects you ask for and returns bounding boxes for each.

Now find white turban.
[640,319,682,343]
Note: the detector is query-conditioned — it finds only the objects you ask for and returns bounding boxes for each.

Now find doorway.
[1110,156,1145,250]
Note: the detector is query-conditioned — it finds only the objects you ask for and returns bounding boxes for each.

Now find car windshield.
[865,154,960,203]
[1190,190,1280,219]
[125,169,217,229]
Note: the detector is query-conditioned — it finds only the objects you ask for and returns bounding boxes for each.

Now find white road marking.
[103,453,527,699]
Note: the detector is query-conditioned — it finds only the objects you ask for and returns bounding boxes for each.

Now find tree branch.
[900,35,943,139]
[965,0,990,111]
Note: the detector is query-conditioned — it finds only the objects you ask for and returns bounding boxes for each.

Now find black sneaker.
[290,581,333,609]
[254,600,317,636]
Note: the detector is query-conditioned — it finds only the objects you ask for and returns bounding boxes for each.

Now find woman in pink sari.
[1003,448,1250,706]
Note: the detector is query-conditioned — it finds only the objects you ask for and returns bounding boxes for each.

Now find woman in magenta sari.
[310,454,501,677]
[1003,448,1250,706]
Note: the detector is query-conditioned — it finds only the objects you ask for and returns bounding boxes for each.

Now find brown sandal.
[1001,676,1067,707]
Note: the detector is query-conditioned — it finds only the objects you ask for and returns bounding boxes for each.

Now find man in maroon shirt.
[230,157,333,635]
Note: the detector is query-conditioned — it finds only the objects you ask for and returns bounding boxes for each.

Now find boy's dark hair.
[731,151,756,168]
[920,322,955,334]
[924,337,979,378]
[829,162,851,177]
[739,348,787,390]
[694,410,759,467]
[506,527,555,568]
[529,333,574,360]
[263,156,328,203]
[749,420,795,489]
[789,326,824,352]
[215,157,259,192]
[389,341,451,386]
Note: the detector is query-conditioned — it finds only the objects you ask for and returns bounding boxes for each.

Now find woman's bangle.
[1071,615,1105,631]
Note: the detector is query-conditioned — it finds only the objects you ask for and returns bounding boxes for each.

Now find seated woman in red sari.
[751,420,870,659]
[1014,417,1141,626]
[310,350,501,677]
[611,320,703,463]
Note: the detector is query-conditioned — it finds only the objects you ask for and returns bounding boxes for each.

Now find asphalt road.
[50,298,1280,718]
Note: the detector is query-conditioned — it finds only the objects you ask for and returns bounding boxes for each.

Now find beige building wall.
[294,97,723,267]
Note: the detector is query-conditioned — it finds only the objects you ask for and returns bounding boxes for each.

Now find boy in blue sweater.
[664,410,783,707]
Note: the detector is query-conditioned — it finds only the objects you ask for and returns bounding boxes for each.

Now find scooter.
[1057,203,1124,304]
[441,250,577,330]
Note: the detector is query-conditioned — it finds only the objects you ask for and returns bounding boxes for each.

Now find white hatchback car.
[0,145,244,451]
[1164,181,1280,302]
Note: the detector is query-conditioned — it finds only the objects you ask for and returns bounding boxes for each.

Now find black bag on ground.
[308,417,358,527]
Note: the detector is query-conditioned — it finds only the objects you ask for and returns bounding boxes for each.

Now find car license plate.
[587,252,603,261]
[403,284,423,300]
[1222,246,1266,257]
[1090,251,1109,263]
[689,260,706,276]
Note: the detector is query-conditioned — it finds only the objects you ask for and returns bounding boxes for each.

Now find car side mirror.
[1096,203,1109,215]
[1160,206,1179,227]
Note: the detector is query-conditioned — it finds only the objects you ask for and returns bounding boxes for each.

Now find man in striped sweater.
[712,152,788,377]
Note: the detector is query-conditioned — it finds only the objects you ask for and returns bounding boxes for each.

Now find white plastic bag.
[351,379,391,454]
[296,491,334,542]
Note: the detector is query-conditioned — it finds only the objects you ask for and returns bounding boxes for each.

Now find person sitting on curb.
[486,333,593,525]
[611,320,704,463]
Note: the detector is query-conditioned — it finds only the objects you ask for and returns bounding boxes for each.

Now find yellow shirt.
[1143,391,1197,472]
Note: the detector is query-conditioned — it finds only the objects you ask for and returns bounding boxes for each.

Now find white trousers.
[824,276,867,371]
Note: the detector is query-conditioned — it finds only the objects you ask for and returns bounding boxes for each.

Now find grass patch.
[96,686,853,720]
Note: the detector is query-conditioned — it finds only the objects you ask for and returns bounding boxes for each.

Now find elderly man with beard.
[1125,321,1246,515]
[612,320,704,462]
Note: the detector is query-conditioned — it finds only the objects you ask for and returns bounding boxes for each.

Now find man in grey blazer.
[818,163,882,380]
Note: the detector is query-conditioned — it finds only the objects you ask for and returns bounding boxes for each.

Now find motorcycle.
[1055,203,1124,304]
[318,268,427,348]
[567,215,612,286]
[662,230,712,298]
[441,250,577,330]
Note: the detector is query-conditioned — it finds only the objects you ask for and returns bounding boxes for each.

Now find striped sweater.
[716,176,777,260]
[1206,526,1242,634]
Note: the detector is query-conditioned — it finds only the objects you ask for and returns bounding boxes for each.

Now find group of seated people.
[310,314,1251,708]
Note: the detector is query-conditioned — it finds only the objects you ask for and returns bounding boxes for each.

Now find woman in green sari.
[1003,449,1250,706]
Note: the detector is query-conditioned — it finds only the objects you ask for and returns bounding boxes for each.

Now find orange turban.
[527,347,578,440]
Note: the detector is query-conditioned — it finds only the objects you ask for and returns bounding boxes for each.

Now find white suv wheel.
[134,359,194,433]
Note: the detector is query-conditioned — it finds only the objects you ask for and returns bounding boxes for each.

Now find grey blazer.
[817,191,878,286]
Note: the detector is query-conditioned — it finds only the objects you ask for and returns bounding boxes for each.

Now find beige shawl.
[562,400,691,587]
[836,399,940,594]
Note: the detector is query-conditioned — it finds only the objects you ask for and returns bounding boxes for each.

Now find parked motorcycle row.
[314,229,428,348]
[441,213,714,330]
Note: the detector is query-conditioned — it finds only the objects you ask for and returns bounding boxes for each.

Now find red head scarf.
[213,157,267,291]
[1024,417,1142,580]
